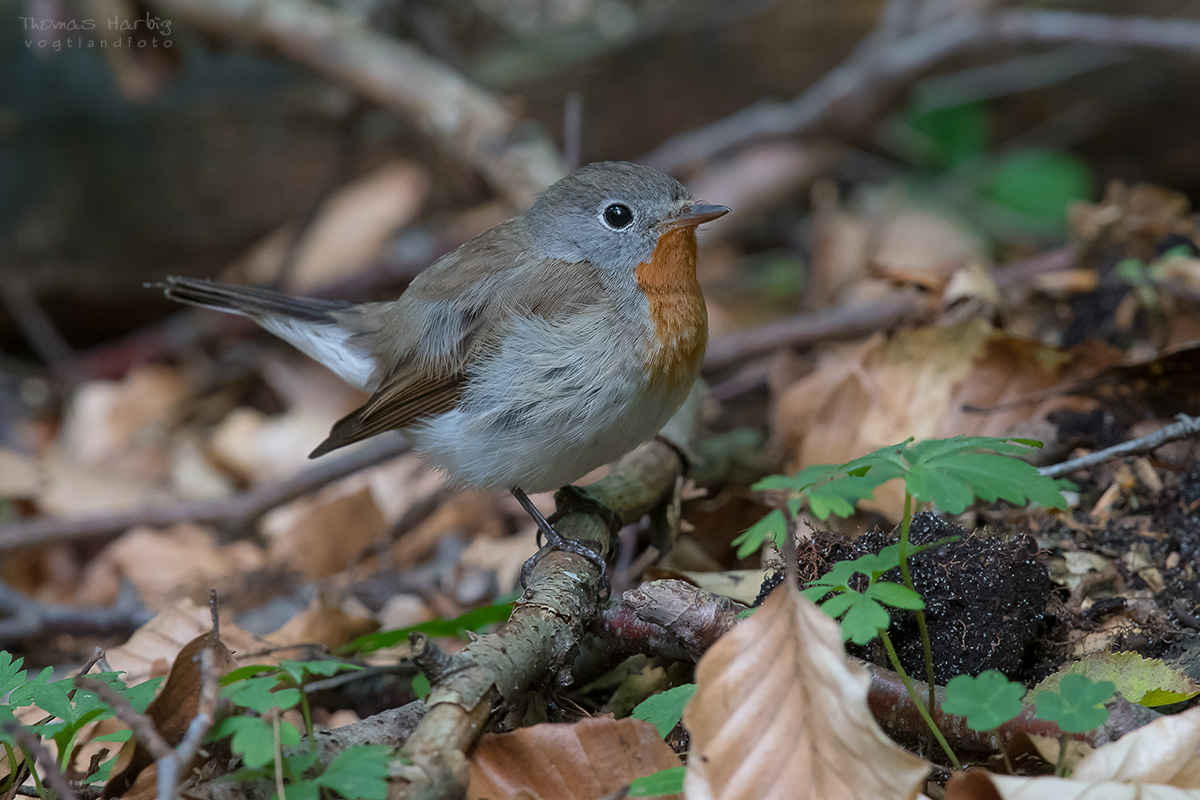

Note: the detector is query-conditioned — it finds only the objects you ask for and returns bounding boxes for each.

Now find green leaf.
[211,716,293,769]
[27,677,76,724]
[865,582,925,611]
[628,766,686,797]
[903,436,1067,513]
[343,600,515,654]
[277,660,362,685]
[982,149,1093,231]
[751,463,844,494]
[1032,652,1200,708]
[1033,674,1114,733]
[904,102,990,171]
[806,475,881,520]
[223,677,301,714]
[409,670,431,700]
[732,509,786,559]
[838,595,892,645]
[943,671,1025,731]
[222,665,282,684]
[121,677,164,713]
[277,779,319,800]
[316,745,392,800]
[0,653,26,695]
[631,684,696,738]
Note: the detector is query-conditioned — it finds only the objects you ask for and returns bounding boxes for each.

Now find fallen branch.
[647,10,1200,173]
[0,436,411,552]
[1039,413,1200,479]
[143,0,565,208]
[600,579,1157,761]
[0,581,148,647]
[703,289,930,371]
[389,388,703,800]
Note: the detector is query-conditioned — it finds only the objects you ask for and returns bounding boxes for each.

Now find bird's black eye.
[602,203,634,230]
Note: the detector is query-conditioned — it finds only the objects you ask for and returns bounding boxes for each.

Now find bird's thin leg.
[513,487,608,588]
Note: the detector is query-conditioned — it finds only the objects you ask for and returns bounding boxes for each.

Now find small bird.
[160,161,728,580]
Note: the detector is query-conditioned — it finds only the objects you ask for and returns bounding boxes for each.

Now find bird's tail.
[155,277,377,391]
[156,276,352,322]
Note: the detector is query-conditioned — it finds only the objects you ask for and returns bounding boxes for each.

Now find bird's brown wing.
[309,372,464,457]
[309,220,609,458]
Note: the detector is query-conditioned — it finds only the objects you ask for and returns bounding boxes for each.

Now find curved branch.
[646,10,1200,173]
[144,0,565,207]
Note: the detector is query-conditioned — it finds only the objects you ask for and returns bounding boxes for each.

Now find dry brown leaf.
[60,365,186,470]
[947,705,1200,799]
[773,322,1104,516]
[809,187,988,305]
[467,716,682,800]
[264,594,376,649]
[231,160,430,292]
[459,528,538,592]
[209,407,335,484]
[0,447,39,497]
[76,523,266,608]
[102,623,237,799]
[35,450,176,517]
[682,584,928,800]
[264,484,388,578]
[105,598,274,686]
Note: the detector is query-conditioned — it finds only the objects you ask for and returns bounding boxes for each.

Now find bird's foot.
[512,487,614,595]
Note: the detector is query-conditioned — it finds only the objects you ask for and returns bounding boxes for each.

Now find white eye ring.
[600,203,634,231]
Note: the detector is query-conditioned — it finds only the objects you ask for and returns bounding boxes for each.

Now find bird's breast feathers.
[635,226,708,389]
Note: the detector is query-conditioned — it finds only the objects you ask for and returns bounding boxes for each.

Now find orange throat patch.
[635,226,708,388]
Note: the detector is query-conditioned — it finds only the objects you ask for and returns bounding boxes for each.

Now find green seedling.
[742,436,1069,769]
[628,766,686,797]
[341,599,515,654]
[1033,674,1114,735]
[631,683,696,738]
[943,670,1025,731]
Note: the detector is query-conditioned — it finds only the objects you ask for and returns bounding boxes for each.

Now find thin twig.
[1039,414,1200,479]
[646,10,1200,172]
[0,582,148,647]
[3,724,78,800]
[703,289,929,371]
[0,436,411,551]
[0,273,81,387]
[562,91,583,172]
[158,649,218,800]
[74,678,172,761]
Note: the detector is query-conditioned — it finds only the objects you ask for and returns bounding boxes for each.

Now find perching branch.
[388,386,705,800]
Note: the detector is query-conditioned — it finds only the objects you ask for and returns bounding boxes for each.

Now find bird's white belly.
[405,311,696,493]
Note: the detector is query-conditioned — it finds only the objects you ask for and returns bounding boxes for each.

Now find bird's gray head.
[523,161,727,273]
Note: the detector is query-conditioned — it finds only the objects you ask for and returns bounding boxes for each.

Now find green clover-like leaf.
[1033,674,1115,733]
[943,670,1025,731]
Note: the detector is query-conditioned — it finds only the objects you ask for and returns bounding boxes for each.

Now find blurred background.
[7,0,1200,358]
[6,0,1200,670]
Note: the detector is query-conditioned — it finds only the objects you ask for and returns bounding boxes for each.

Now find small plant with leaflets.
[212,660,392,800]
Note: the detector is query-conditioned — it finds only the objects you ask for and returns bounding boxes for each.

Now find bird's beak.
[663,203,731,230]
